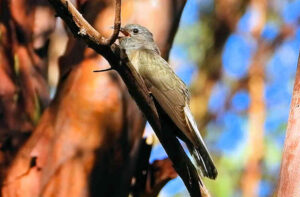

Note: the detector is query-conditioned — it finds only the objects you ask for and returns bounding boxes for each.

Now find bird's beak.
[119,27,130,37]
[110,26,130,39]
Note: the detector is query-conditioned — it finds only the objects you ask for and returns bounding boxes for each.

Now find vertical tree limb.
[277,50,300,197]
[241,2,267,196]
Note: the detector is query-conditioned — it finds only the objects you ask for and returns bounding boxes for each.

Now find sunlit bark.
[277,51,300,197]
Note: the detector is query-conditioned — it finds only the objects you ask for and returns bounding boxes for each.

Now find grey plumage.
[119,24,217,179]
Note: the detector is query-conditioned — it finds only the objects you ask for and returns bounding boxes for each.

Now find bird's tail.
[184,106,218,179]
[189,145,218,179]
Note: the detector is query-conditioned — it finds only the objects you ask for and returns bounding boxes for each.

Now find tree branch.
[102,0,121,45]
[49,0,120,46]
[47,0,207,196]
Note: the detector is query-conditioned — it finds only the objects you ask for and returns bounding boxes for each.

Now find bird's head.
[118,24,159,53]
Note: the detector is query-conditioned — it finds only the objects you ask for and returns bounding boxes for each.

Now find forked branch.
[102,0,121,45]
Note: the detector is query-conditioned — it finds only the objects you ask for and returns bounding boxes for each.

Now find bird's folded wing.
[134,50,194,142]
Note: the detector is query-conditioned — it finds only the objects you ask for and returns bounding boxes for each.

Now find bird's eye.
[133,28,139,34]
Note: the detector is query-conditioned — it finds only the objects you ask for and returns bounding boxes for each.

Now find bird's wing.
[130,49,217,179]
[131,49,194,142]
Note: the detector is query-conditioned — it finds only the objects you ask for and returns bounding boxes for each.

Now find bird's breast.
[126,50,141,72]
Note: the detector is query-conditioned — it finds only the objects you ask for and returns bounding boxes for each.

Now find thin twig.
[101,0,121,45]
[93,67,113,72]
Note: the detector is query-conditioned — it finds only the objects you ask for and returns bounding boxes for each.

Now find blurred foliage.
[175,21,214,65]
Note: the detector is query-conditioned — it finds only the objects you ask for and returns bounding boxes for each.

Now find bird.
[118,24,217,179]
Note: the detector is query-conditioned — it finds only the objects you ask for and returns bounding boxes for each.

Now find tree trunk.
[277,51,300,197]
